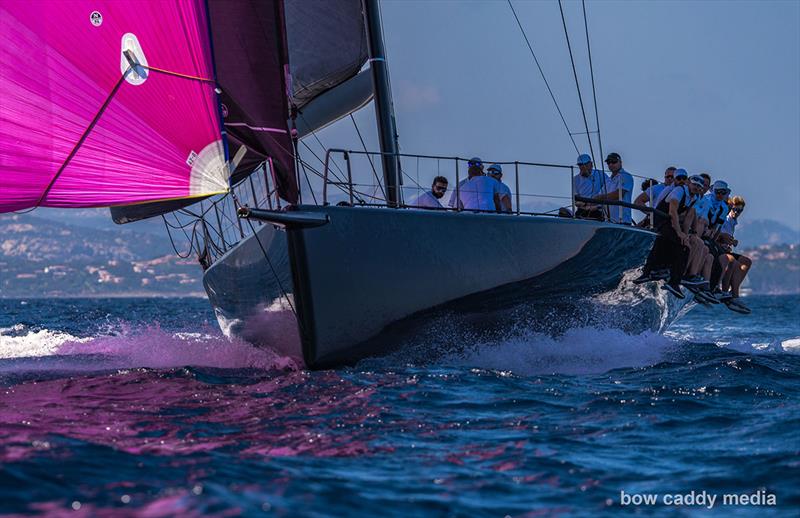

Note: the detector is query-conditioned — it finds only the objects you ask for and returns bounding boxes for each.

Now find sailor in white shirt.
[594,152,633,224]
[634,167,675,209]
[487,163,512,213]
[571,154,607,220]
[448,156,483,209]
[459,173,500,212]
[654,168,687,207]
[572,154,607,198]
[408,176,448,209]
[708,184,730,235]
[719,209,738,237]
[680,175,714,290]
[717,196,751,312]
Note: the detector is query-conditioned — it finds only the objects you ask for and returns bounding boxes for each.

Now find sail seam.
[224,123,288,134]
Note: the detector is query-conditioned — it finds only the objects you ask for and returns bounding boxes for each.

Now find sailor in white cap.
[678,175,717,299]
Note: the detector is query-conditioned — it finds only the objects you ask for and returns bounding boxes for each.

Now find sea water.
[0,296,798,516]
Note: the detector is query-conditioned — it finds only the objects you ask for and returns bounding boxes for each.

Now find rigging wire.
[582,0,605,169]
[298,140,366,204]
[559,0,609,219]
[297,112,350,184]
[578,0,608,218]
[507,0,580,155]
[350,114,386,199]
[244,218,298,319]
[298,156,319,205]
[557,0,595,163]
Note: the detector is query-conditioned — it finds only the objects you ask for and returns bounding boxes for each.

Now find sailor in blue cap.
[448,157,484,209]
[571,154,608,220]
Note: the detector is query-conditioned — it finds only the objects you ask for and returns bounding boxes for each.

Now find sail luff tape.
[229,145,247,172]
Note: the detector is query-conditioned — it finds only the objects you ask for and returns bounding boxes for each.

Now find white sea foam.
[0,325,299,371]
[0,327,91,359]
[781,337,800,354]
[447,327,675,376]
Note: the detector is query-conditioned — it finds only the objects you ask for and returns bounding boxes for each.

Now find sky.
[307,0,800,228]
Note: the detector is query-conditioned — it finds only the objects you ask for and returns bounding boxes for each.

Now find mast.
[362,0,401,207]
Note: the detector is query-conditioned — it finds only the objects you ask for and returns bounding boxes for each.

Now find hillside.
[741,244,800,295]
[1,213,798,297]
[0,214,203,297]
[736,219,800,248]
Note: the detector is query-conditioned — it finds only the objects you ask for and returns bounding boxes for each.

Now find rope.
[21,64,215,214]
[507,0,580,154]
[33,74,127,209]
[144,65,215,84]
[162,214,198,259]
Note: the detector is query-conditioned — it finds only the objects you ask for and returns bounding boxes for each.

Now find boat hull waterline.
[203,206,689,369]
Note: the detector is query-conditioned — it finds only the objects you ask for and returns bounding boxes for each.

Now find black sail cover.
[112,0,368,224]
[284,0,368,109]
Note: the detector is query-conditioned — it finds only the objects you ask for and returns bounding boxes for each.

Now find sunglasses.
[433,185,447,192]
[732,207,744,213]
[675,176,687,181]
[714,189,730,195]
[606,159,619,164]
[665,175,674,180]
[467,161,483,167]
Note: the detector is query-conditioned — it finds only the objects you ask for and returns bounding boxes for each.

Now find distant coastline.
[2,212,798,298]
[0,293,208,300]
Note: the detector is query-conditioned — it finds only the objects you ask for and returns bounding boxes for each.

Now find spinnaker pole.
[362,0,401,207]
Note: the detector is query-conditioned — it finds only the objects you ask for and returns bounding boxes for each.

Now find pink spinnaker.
[0,0,228,212]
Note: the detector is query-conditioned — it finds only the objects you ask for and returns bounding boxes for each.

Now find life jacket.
[709,201,728,230]
[653,185,690,230]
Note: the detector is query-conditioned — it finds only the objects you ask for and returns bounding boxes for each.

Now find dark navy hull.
[204,206,689,369]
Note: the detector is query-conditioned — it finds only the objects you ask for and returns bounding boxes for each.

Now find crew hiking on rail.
[405,153,752,313]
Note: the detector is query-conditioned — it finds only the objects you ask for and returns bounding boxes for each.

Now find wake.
[0,324,298,375]
[447,327,675,376]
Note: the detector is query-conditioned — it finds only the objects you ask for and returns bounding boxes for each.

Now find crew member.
[409,176,448,209]
[572,154,608,220]
[449,157,485,210]
[594,152,634,224]
[717,196,751,313]
[487,164,513,213]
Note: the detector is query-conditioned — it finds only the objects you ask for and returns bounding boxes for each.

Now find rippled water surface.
[1,296,798,516]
